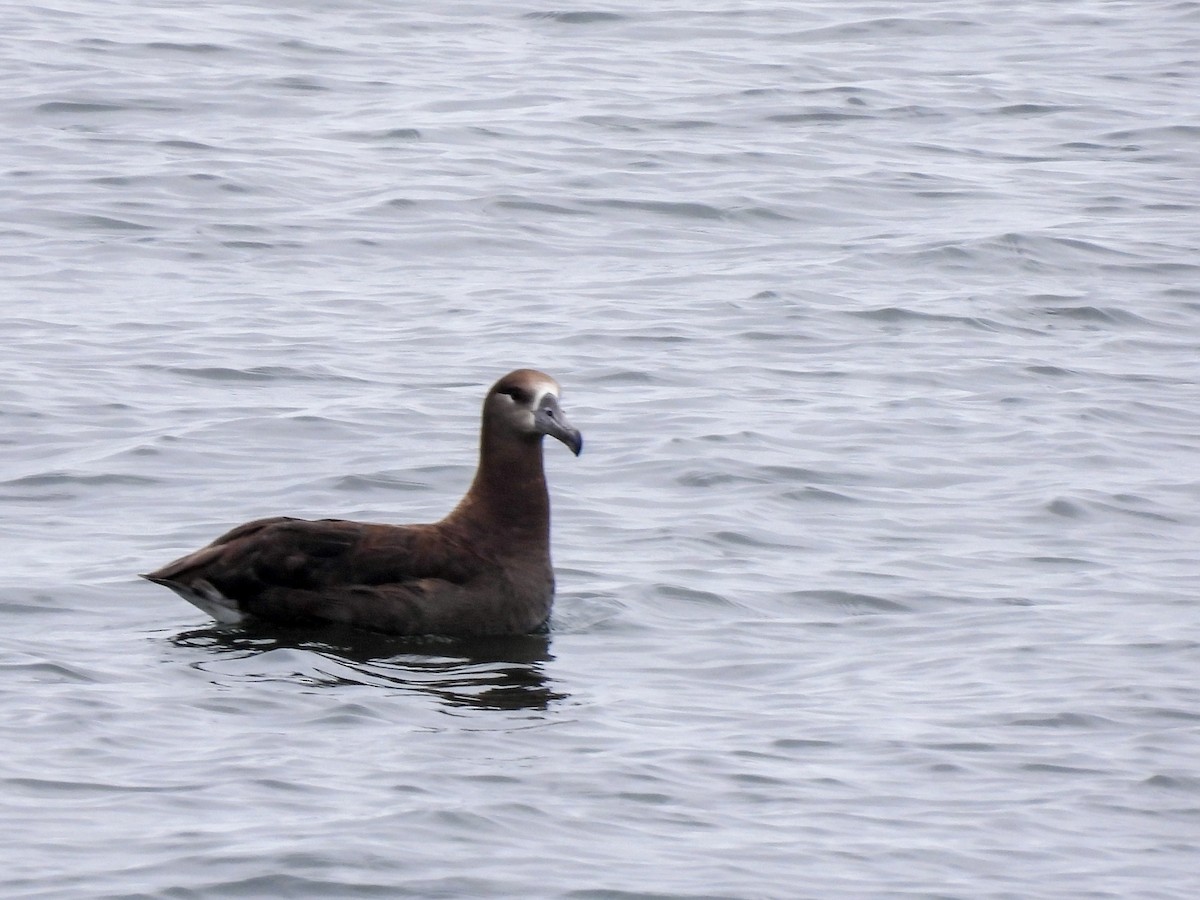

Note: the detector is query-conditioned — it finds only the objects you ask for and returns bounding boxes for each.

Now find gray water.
[2,1,1199,897]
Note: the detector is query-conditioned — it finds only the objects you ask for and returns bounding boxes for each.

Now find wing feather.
[145,518,484,599]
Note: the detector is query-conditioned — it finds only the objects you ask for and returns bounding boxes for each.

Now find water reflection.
[170,623,565,711]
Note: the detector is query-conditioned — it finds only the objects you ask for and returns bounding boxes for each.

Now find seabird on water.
[142,369,582,636]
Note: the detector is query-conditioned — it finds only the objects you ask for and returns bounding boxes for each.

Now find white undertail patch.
[165,578,246,624]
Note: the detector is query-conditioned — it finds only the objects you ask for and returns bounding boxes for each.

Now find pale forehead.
[493,368,561,402]
[505,369,560,397]
[530,377,560,401]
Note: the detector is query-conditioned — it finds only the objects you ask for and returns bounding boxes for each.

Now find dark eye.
[499,386,530,404]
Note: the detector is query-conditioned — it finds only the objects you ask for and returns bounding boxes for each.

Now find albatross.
[142,369,582,636]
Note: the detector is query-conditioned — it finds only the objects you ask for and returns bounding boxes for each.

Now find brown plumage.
[142,369,582,636]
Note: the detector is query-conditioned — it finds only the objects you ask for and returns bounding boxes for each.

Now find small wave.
[270,76,329,92]
[35,98,179,114]
[990,103,1073,116]
[3,471,159,488]
[766,111,873,124]
[140,364,370,384]
[1009,712,1117,728]
[587,199,726,220]
[0,660,97,683]
[899,233,1138,275]
[219,240,279,249]
[1104,124,1200,142]
[523,11,628,24]
[763,464,847,484]
[35,101,125,114]
[1027,555,1103,568]
[710,530,796,550]
[786,16,977,42]
[326,474,431,493]
[156,139,216,150]
[675,470,752,488]
[587,369,665,386]
[331,127,422,143]
[655,584,737,608]
[144,42,228,54]
[578,116,720,131]
[1025,364,1079,377]
[278,39,343,54]
[1021,763,1107,775]
[1142,773,1200,793]
[1045,498,1088,519]
[924,741,998,753]
[576,114,720,132]
[772,737,837,750]
[737,206,797,222]
[1044,495,1180,524]
[7,777,182,795]
[1143,707,1200,722]
[551,593,626,633]
[785,589,909,614]
[67,214,154,232]
[846,306,1010,332]
[1038,305,1147,325]
[493,199,590,216]
[781,486,859,504]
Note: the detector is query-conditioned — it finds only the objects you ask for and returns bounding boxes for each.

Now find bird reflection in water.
[170,623,565,712]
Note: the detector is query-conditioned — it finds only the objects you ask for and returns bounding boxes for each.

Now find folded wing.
[142,517,495,633]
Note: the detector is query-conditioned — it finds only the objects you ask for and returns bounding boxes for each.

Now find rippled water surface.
[3,1,1199,897]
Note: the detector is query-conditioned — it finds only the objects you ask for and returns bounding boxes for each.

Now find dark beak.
[534,395,583,456]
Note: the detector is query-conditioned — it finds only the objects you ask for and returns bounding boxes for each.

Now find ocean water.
[2,1,1199,897]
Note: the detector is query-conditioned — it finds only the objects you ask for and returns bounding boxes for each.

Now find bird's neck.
[444,430,551,551]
